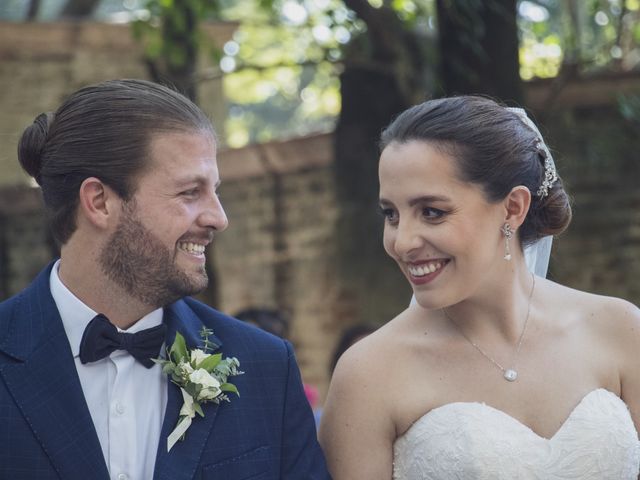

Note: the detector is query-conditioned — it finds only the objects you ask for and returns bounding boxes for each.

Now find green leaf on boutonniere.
[184,382,198,399]
[170,332,189,363]
[197,352,222,372]
[193,402,205,417]
[221,383,239,396]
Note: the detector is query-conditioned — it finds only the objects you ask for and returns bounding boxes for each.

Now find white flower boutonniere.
[154,327,242,452]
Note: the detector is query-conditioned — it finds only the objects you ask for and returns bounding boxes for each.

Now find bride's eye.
[378,206,399,225]
[423,207,446,221]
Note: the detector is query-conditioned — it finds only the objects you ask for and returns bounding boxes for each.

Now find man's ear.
[77,177,119,230]
[504,186,531,229]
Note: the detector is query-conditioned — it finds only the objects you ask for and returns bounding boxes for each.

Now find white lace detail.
[393,389,640,479]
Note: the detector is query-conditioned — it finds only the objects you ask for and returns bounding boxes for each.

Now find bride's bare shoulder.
[332,305,438,380]
[542,278,640,339]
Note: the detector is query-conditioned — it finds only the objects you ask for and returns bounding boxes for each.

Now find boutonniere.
[154,327,242,452]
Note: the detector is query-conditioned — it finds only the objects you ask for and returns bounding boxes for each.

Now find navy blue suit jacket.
[0,263,330,479]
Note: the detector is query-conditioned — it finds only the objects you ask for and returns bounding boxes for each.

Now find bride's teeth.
[409,262,443,277]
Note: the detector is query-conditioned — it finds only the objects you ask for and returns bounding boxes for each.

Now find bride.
[319,96,640,479]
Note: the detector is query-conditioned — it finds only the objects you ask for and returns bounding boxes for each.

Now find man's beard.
[99,202,209,307]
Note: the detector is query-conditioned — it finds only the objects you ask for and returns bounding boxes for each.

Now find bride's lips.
[406,259,449,285]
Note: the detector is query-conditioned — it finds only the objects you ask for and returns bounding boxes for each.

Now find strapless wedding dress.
[393,389,640,479]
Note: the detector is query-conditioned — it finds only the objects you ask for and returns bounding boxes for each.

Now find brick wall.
[0,21,234,187]
[0,186,55,299]
[543,105,640,304]
[214,134,342,392]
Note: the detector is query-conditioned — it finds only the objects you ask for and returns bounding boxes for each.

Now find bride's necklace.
[442,274,536,382]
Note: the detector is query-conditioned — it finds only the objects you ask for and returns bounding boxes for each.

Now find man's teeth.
[408,262,444,277]
[178,242,206,255]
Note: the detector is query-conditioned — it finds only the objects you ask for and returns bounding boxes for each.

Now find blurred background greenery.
[2,0,638,147]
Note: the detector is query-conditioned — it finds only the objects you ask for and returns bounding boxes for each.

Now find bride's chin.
[410,292,444,311]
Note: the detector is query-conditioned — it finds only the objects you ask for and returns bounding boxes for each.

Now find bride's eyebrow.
[408,195,451,206]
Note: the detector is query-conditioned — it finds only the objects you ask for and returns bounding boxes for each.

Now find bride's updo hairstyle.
[380,96,572,247]
[18,79,214,246]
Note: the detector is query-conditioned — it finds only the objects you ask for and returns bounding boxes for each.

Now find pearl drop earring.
[501,223,513,261]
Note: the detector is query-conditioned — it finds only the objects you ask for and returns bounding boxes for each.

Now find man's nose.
[199,193,228,232]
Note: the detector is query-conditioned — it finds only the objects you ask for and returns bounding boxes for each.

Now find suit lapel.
[0,265,109,480]
[153,300,223,480]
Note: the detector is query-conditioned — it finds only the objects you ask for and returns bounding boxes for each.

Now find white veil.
[509,106,555,278]
[409,107,555,305]
[523,236,553,277]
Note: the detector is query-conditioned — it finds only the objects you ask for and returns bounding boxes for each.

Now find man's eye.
[181,189,198,197]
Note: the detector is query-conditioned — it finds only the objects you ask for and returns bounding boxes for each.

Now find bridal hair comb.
[506,107,558,198]
[536,151,558,198]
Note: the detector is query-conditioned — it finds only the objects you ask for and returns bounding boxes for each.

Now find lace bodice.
[393,389,640,479]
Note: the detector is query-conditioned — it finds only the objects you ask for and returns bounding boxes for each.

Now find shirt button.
[115,402,125,415]
[117,474,128,480]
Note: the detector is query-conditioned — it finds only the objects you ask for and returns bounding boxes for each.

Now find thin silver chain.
[442,274,536,376]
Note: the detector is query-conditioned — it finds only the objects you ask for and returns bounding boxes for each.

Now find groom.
[0,80,330,479]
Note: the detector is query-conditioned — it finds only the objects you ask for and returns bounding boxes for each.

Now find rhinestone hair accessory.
[506,107,558,198]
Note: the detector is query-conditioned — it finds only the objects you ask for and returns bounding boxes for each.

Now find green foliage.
[217,0,361,146]
[198,352,223,371]
[221,382,240,395]
[2,1,636,146]
[124,0,640,145]
[519,0,640,79]
[133,0,221,70]
[169,331,189,363]
[217,0,437,146]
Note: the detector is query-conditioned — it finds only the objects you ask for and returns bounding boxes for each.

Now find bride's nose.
[392,217,425,258]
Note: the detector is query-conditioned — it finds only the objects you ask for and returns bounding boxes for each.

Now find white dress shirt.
[50,260,168,480]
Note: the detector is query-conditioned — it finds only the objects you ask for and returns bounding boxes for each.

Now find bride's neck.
[443,263,536,343]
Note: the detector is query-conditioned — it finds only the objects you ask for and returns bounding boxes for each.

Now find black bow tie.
[79,314,167,368]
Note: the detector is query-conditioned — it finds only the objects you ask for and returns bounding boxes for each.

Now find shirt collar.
[50,260,164,358]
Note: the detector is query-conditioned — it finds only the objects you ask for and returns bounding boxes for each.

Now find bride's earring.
[501,223,513,261]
